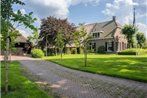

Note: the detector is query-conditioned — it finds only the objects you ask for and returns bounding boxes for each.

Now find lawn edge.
[47,60,147,83]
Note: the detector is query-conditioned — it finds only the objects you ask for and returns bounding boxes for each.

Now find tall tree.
[1,0,36,94]
[122,24,137,48]
[39,16,75,50]
[136,32,146,48]
[55,30,65,60]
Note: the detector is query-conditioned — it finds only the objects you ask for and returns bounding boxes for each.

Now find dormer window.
[93,32,100,38]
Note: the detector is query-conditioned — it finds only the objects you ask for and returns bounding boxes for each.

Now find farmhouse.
[78,16,128,53]
[13,35,32,55]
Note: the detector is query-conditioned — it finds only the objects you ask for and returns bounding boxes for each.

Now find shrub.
[87,49,95,53]
[118,48,145,55]
[31,49,44,58]
[97,46,105,54]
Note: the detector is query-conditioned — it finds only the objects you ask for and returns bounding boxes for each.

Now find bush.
[31,49,44,58]
[97,46,105,54]
[118,48,146,55]
[87,49,95,53]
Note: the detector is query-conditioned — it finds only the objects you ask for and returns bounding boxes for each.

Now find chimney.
[112,16,116,21]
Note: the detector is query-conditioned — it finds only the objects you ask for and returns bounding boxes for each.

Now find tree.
[83,35,92,67]
[142,41,147,49]
[1,0,36,94]
[55,30,65,60]
[39,16,75,50]
[122,24,137,48]
[136,32,146,48]
[73,23,87,53]
[74,24,92,67]
[28,30,39,48]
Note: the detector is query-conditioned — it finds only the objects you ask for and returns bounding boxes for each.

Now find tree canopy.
[27,30,39,47]
[136,32,146,48]
[122,24,137,48]
[55,30,65,59]
[1,0,37,50]
[73,23,87,47]
[39,16,76,49]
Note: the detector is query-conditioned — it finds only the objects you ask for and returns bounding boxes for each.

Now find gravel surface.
[1,56,147,98]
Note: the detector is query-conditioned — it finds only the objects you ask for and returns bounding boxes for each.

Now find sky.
[13,0,147,37]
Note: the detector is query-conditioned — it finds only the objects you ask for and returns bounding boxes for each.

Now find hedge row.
[118,48,147,55]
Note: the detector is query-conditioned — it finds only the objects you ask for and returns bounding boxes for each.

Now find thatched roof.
[76,16,122,39]
[15,35,27,43]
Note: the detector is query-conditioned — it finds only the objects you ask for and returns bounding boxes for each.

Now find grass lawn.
[43,54,147,82]
[1,61,52,98]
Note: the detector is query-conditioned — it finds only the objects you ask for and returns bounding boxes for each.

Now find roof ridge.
[84,20,112,26]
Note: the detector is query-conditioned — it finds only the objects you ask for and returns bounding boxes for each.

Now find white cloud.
[102,0,147,37]
[22,0,100,19]
[137,23,147,37]
[102,0,138,24]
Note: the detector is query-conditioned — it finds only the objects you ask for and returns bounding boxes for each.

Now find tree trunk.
[84,46,87,67]
[60,48,63,60]
[4,31,10,94]
[132,43,134,48]
[55,48,57,56]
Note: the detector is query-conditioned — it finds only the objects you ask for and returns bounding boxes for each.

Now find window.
[93,32,100,38]
[107,42,114,51]
[89,42,96,52]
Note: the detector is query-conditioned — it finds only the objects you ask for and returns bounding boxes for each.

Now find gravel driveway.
[1,56,147,98]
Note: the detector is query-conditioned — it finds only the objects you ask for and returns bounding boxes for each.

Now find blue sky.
[13,0,147,37]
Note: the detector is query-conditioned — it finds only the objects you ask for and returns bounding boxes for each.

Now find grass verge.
[1,61,52,98]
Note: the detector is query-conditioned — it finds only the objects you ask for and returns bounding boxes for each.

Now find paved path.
[1,56,147,98]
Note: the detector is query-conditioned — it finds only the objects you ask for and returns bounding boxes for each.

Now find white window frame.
[93,32,100,38]
[92,31,103,39]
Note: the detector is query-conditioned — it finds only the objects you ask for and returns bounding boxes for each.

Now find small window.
[93,33,100,38]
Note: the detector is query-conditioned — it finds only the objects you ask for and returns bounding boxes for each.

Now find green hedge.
[118,48,146,55]
[31,49,44,58]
